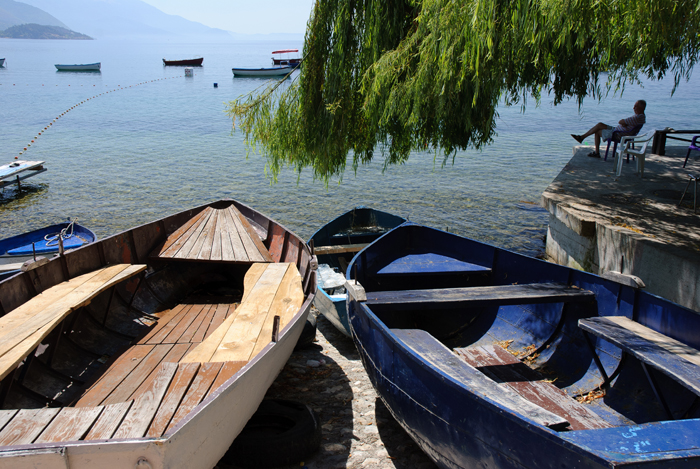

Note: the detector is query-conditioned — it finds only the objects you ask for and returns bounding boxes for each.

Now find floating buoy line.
[8,75,191,160]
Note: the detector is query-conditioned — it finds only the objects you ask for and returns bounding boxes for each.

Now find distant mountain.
[18,0,234,41]
[0,0,68,31]
[0,23,92,39]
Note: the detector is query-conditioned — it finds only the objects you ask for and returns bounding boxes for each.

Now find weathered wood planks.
[153,205,273,263]
[456,345,611,430]
[182,263,303,363]
[579,316,700,396]
[0,264,146,381]
[393,329,570,429]
[364,283,594,310]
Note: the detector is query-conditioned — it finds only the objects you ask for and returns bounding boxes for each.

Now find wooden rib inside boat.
[0,199,316,468]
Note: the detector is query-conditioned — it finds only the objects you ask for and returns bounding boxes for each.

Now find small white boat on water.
[232,65,294,77]
[55,62,101,71]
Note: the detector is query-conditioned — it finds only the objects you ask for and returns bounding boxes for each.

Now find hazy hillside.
[18,0,233,40]
[0,0,68,31]
[0,23,92,39]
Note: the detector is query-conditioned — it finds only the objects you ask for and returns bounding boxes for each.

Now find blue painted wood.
[376,253,491,276]
[346,222,700,469]
[308,207,405,336]
[0,222,96,258]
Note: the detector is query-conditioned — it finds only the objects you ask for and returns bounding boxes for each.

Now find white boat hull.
[0,298,311,469]
[55,63,101,71]
[232,66,294,77]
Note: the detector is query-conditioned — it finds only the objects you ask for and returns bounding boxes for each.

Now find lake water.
[1,38,699,256]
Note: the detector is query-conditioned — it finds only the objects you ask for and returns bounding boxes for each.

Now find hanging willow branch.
[226,0,700,184]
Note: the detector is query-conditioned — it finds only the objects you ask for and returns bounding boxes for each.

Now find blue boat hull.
[347,223,700,468]
[309,207,406,336]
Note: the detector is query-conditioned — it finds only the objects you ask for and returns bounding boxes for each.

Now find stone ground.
[217,308,438,469]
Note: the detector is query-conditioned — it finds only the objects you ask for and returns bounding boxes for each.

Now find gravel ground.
[218,308,438,469]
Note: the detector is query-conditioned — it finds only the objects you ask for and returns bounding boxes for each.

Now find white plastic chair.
[614,129,656,179]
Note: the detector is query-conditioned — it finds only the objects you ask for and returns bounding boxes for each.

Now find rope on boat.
[11,74,191,160]
[44,218,77,247]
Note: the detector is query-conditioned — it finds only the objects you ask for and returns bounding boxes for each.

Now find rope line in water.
[10,75,189,160]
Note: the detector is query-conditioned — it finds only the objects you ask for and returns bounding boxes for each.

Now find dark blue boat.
[346,222,700,468]
[0,220,96,280]
[309,207,405,336]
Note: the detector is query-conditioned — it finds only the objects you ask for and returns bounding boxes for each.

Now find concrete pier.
[542,145,700,312]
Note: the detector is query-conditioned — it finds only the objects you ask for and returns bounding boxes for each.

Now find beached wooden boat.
[346,222,700,468]
[0,220,97,281]
[54,63,101,71]
[163,58,203,66]
[309,207,405,336]
[0,199,316,468]
[232,66,294,77]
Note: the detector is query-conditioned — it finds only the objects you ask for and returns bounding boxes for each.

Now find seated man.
[571,100,646,158]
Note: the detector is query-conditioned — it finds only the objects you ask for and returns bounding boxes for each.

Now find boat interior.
[0,201,314,447]
[351,224,700,431]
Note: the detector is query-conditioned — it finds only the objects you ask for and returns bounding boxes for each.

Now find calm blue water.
[2,38,699,256]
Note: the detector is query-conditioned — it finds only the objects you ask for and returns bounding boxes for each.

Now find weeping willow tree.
[227,0,700,183]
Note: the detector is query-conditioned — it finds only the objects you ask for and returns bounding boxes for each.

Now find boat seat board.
[376,253,492,276]
[182,262,304,363]
[315,243,369,255]
[579,316,700,396]
[392,329,570,430]
[455,345,612,430]
[365,283,594,309]
[152,205,273,263]
[0,264,147,382]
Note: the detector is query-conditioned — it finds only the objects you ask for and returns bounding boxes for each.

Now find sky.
[139,0,315,35]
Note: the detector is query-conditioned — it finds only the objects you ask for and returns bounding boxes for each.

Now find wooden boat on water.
[54,63,101,72]
[0,199,316,468]
[232,66,294,77]
[0,59,4,67]
[0,219,97,281]
[346,222,700,468]
[309,207,405,336]
[271,49,300,66]
[163,58,203,66]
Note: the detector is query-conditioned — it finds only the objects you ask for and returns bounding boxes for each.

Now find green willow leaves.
[226,0,700,184]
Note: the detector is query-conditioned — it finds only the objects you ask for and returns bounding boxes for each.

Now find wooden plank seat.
[579,316,700,398]
[455,345,611,430]
[315,243,369,256]
[182,262,304,363]
[152,205,274,263]
[364,283,594,310]
[0,264,146,382]
[375,253,492,276]
[392,329,570,430]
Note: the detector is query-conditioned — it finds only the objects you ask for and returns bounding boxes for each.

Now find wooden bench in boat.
[314,243,369,256]
[0,262,304,446]
[182,262,303,363]
[362,283,594,310]
[152,204,274,263]
[0,264,147,382]
[392,329,570,430]
[579,316,700,418]
[455,344,611,430]
[375,253,492,276]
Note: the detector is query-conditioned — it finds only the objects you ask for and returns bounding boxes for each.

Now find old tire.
[222,399,321,468]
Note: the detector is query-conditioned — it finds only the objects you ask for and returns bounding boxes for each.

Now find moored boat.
[232,66,294,77]
[271,49,301,66]
[347,222,700,468]
[0,219,96,281]
[163,57,203,66]
[0,59,4,67]
[0,199,316,468]
[55,63,101,71]
[309,207,405,336]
